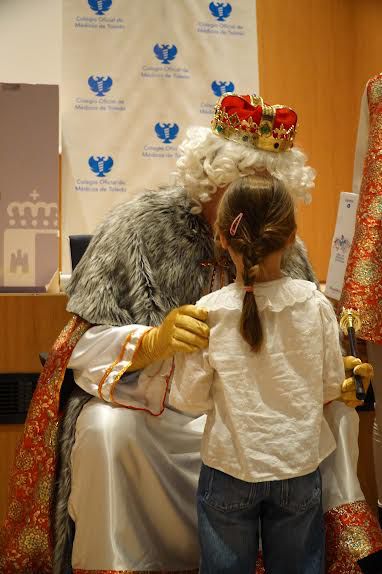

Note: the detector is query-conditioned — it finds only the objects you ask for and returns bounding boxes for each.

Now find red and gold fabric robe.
[341,72,382,344]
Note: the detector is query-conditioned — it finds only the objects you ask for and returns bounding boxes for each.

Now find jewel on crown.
[211,93,297,153]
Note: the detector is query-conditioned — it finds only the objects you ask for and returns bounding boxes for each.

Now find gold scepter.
[339,308,366,401]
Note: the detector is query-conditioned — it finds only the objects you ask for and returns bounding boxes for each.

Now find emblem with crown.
[211,93,297,153]
[3,190,58,287]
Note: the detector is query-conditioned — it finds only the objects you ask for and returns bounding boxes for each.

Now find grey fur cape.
[54,186,317,573]
[66,187,317,326]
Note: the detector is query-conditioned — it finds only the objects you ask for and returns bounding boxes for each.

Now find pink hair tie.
[244,286,254,293]
[229,212,243,236]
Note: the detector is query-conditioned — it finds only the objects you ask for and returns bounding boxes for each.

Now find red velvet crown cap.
[211,93,297,152]
[221,94,297,131]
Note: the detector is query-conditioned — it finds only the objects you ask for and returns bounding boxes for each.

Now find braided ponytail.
[216,174,297,351]
[241,246,263,349]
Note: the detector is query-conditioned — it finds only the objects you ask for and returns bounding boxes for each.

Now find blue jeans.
[197,464,325,574]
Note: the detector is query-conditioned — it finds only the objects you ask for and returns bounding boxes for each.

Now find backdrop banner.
[61,0,259,274]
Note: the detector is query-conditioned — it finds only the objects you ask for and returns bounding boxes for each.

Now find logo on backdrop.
[88,0,112,15]
[155,122,179,143]
[200,81,235,115]
[75,77,125,112]
[88,156,114,177]
[77,158,126,193]
[142,45,189,79]
[75,1,124,30]
[143,125,180,159]
[88,76,113,96]
[197,2,243,36]
[211,80,235,96]
[155,123,179,144]
[153,44,178,65]
[209,2,232,21]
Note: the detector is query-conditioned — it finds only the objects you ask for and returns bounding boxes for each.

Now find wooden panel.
[257,0,357,281]
[0,294,70,521]
[354,0,382,94]
[257,0,382,282]
[0,293,70,372]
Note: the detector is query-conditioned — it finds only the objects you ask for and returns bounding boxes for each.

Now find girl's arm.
[169,348,214,414]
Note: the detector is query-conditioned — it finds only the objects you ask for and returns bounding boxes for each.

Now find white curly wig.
[174,126,316,213]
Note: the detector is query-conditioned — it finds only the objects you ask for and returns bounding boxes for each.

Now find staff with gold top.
[340,308,366,401]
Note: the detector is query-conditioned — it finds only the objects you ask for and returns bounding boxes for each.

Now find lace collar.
[232,277,317,312]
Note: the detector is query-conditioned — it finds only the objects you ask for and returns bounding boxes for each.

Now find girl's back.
[171,142,351,574]
[171,277,344,483]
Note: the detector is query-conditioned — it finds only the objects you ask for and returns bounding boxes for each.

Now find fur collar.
[66,186,317,326]
[66,188,215,326]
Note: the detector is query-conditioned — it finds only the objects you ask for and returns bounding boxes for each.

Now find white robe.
[67,324,364,571]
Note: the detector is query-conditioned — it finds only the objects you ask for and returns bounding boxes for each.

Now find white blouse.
[170,278,345,483]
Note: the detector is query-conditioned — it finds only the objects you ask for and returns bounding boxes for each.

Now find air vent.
[0,374,39,423]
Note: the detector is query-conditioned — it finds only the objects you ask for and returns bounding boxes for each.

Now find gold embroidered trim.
[98,333,133,400]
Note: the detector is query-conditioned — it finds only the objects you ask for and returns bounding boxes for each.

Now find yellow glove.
[339,355,374,408]
[129,305,209,371]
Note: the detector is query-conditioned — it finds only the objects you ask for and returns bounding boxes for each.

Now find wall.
[354,0,382,92]
[0,0,61,85]
[257,0,382,280]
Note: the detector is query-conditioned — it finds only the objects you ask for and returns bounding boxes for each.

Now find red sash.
[0,316,90,573]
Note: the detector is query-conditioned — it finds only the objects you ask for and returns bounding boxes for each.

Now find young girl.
[169,174,345,574]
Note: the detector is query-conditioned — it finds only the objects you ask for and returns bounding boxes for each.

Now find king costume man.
[1,93,381,574]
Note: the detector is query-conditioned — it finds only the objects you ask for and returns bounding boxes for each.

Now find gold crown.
[211,94,297,153]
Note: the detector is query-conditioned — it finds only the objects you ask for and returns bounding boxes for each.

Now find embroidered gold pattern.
[37,476,53,504]
[325,500,382,572]
[340,72,382,343]
[15,448,34,471]
[7,500,23,523]
[0,315,91,573]
[19,527,49,555]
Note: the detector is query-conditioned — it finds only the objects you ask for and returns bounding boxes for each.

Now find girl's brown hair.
[216,174,297,351]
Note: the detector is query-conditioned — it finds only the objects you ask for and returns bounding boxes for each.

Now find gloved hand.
[339,356,374,408]
[129,305,209,371]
